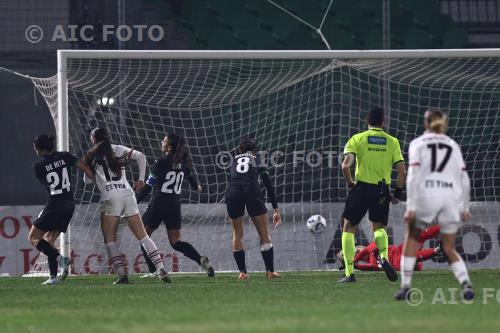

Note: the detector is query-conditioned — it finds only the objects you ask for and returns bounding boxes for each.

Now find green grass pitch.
[1,270,499,333]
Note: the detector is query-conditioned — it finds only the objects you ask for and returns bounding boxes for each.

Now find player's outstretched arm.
[76,160,95,182]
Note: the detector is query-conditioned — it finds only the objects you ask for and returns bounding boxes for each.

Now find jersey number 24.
[46,167,70,195]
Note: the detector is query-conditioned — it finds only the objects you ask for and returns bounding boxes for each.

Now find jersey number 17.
[427,143,452,172]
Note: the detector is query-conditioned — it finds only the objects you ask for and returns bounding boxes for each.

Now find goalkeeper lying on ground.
[337,225,441,271]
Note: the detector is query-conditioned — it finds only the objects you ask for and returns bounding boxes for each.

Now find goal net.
[29,50,500,275]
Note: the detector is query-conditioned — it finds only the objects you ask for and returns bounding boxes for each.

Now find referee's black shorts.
[226,182,267,219]
[342,181,391,226]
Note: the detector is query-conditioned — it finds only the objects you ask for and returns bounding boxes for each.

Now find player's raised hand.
[403,210,416,224]
[461,211,471,221]
[133,180,145,191]
[273,208,281,229]
[197,184,203,193]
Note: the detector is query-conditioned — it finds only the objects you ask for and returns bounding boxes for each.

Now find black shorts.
[142,199,181,230]
[34,202,75,233]
[342,181,391,226]
[226,183,267,219]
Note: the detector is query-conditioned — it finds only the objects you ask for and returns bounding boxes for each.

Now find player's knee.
[28,234,39,247]
[343,221,356,233]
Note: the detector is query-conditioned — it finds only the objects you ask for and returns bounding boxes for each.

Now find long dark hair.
[84,127,126,174]
[239,137,257,154]
[167,133,192,169]
[34,134,55,152]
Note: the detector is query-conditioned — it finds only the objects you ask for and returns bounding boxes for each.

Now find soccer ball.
[306,215,327,234]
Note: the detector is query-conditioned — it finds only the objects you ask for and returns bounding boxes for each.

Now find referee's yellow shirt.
[343,128,404,185]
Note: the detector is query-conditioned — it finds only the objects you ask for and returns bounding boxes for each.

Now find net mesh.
[30,52,500,275]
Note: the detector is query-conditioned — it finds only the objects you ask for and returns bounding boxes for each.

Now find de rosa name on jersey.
[44,158,67,172]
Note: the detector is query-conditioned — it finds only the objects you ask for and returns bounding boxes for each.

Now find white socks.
[450,257,471,285]
[106,242,126,277]
[140,236,165,271]
[400,256,416,288]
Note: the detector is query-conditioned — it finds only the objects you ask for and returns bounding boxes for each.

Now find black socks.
[36,239,60,277]
[233,250,247,273]
[261,247,275,273]
[172,241,201,265]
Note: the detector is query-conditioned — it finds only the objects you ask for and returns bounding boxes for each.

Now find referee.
[338,107,406,283]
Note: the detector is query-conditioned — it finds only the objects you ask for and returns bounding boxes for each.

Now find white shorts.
[101,195,139,217]
[414,196,461,234]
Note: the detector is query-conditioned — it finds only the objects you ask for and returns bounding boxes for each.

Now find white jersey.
[93,145,134,201]
[407,132,470,216]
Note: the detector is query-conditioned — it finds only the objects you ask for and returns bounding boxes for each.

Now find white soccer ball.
[306,215,327,234]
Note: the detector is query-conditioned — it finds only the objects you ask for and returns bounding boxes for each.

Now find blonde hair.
[425,108,448,134]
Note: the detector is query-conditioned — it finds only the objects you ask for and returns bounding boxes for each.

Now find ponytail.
[430,118,447,133]
[85,127,126,174]
[167,133,188,167]
[425,108,448,134]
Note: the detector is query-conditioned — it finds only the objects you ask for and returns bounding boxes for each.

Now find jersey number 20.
[161,171,184,194]
[46,168,70,195]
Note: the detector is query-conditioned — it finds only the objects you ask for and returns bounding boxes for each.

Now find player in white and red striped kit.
[83,127,171,284]
[394,108,474,301]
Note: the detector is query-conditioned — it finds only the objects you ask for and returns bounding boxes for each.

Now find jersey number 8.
[161,171,184,194]
[46,168,70,195]
[236,157,250,173]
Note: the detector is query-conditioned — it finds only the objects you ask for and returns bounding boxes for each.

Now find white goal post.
[29,48,500,275]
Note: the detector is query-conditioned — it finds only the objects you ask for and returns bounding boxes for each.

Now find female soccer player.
[136,134,214,277]
[226,137,281,280]
[394,109,474,301]
[337,225,441,272]
[83,127,170,284]
[31,134,94,285]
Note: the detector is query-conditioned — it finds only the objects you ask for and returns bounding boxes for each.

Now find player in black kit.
[226,138,281,280]
[31,134,94,285]
[136,134,215,277]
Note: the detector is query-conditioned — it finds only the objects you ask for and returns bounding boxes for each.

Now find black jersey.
[227,152,278,209]
[139,155,198,204]
[228,153,264,185]
[33,151,77,205]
